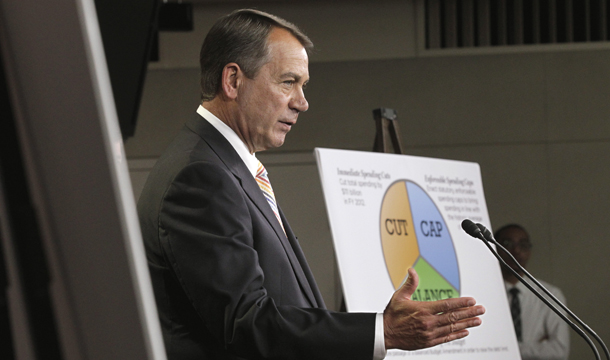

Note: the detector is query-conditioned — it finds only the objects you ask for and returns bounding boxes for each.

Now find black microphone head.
[461,219,482,238]
[476,223,493,241]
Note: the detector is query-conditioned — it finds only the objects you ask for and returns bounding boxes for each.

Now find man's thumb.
[398,268,419,299]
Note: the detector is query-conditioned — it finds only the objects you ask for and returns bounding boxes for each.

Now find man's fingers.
[427,296,478,314]
[429,316,483,344]
[435,305,486,327]
[419,303,484,348]
[384,284,485,351]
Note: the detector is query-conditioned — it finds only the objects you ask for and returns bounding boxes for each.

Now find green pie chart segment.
[412,257,459,301]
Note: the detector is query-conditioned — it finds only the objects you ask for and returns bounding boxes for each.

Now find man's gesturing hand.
[383,268,485,350]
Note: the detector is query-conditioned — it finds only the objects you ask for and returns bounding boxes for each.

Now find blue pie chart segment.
[406,182,460,290]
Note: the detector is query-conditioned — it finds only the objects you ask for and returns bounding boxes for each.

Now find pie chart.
[380,180,460,301]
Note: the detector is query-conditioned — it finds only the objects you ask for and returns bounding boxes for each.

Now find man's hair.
[493,223,528,240]
[199,9,313,101]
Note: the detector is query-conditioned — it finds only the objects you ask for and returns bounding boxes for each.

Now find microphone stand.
[476,223,610,360]
[461,220,601,360]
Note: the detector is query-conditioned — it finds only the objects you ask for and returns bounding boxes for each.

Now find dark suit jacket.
[138,114,376,359]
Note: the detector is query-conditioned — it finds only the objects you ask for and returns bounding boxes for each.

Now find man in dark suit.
[138,9,485,360]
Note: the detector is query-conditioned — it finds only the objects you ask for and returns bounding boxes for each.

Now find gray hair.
[199,9,313,101]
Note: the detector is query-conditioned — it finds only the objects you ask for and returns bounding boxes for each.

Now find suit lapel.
[187,115,320,308]
[241,174,319,308]
[279,208,324,309]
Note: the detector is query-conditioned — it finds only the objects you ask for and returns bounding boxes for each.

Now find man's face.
[497,227,532,274]
[235,27,309,153]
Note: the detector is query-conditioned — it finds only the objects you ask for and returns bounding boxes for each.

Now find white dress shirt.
[197,105,387,359]
[505,278,570,360]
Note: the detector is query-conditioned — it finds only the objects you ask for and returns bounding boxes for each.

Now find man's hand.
[383,268,485,350]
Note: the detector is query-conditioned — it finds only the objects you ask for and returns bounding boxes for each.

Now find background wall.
[126,1,610,358]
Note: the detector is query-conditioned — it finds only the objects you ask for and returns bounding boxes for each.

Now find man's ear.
[220,63,241,100]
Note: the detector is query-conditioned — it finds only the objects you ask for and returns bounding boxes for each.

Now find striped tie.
[255,161,285,233]
[509,287,522,341]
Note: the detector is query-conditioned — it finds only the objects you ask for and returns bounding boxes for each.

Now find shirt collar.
[197,105,259,177]
[504,279,528,292]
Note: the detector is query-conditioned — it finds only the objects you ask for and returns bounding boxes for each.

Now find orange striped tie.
[255,161,285,233]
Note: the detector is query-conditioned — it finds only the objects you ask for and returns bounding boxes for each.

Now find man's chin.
[272,133,288,147]
[261,136,286,151]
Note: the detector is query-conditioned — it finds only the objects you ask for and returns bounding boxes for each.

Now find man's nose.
[511,244,527,256]
[291,88,309,112]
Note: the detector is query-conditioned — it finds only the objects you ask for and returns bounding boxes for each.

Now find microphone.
[460,219,484,240]
[460,219,602,360]
[475,223,493,242]
[475,222,610,360]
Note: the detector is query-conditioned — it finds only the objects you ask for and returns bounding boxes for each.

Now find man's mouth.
[279,120,296,128]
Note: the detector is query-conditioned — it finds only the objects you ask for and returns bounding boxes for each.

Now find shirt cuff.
[373,313,387,360]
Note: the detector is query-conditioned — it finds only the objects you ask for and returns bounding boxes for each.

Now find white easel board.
[315,148,520,359]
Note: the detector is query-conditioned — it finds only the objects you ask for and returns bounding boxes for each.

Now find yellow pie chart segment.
[380,181,419,289]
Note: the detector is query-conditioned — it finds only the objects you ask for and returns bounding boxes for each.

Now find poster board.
[0,0,165,357]
[315,148,520,359]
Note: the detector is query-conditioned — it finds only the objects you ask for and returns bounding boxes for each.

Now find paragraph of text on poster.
[423,175,483,222]
[336,167,390,207]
